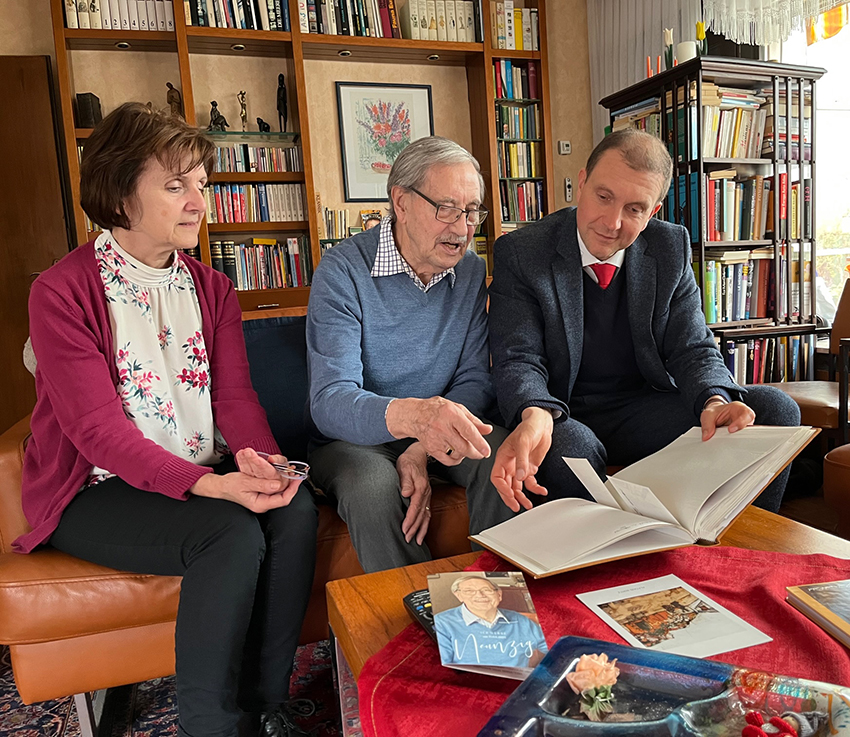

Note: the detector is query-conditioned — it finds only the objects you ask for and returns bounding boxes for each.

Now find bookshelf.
[600,57,825,383]
[50,0,554,314]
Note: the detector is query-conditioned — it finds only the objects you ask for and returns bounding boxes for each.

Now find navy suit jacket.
[488,207,743,427]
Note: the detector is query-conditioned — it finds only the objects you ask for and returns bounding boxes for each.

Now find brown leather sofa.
[823,443,850,540]
[0,414,473,707]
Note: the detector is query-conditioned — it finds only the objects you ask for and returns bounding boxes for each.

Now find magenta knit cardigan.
[14,243,281,553]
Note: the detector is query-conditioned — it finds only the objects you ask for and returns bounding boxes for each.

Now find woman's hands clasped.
[190,448,303,513]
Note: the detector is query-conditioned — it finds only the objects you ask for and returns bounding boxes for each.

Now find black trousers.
[536,384,802,513]
[50,461,318,737]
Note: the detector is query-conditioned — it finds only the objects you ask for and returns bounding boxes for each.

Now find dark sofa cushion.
[242,316,309,461]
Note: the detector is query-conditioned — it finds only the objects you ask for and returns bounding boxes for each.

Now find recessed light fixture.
[338,49,352,57]
[231,43,246,51]
[115,41,131,49]
[427,54,440,61]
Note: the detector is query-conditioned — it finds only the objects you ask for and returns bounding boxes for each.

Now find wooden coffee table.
[326,506,850,679]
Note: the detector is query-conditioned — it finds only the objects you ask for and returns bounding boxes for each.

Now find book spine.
[154,0,167,29]
[445,0,456,41]
[386,0,400,37]
[503,0,514,49]
[435,0,446,40]
[222,241,239,287]
[77,1,90,28]
[377,0,392,36]
[425,0,436,39]
[89,0,104,28]
[65,0,79,28]
[165,0,175,29]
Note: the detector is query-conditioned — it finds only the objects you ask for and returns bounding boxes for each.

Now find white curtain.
[704,0,849,46]
[587,0,702,145]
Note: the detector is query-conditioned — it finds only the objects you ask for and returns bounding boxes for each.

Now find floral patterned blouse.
[87,232,226,486]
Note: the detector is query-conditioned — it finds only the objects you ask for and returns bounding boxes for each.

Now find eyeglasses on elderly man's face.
[408,187,489,227]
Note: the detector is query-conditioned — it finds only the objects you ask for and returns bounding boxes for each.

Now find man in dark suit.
[488,129,800,513]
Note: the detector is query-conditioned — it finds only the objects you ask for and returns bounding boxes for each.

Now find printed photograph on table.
[428,571,548,681]
[577,574,771,658]
[336,82,434,201]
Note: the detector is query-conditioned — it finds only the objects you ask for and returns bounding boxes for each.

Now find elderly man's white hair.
[450,574,500,594]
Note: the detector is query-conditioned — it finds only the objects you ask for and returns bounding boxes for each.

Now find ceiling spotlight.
[338,49,352,57]
[427,54,440,61]
[231,43,246,51]
[115,41,131,49]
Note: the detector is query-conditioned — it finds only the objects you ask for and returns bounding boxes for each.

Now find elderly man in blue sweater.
[306,137,514,573]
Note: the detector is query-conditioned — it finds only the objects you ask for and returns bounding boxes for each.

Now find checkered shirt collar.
[370,217,456,292]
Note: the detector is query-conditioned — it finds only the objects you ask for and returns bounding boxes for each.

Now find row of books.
[184,0,290,30]
[210,237,313,290]
[701,105,768,160]
[704,170,812,242]
[323,208,351,240]
[489,0,539,51]
[204,183,306,223]
[498,178,543,222]
[297,0,483,42]
[397,0,480,41]
[699,255,775,324]
[496,101,540,140]
[497,139,541,180]
[214,144,303,174]
[64,0,175,30]
[493,59,538,101]
[614,91,814,165]
[705,171,771,242]
[723,334,814,386]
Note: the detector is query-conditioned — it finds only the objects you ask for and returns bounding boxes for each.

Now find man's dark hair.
[81,102,216,231]
[585,128,673,204]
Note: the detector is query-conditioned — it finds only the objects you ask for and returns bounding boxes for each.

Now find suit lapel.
[626,234,659,370]
[553,210,584,393]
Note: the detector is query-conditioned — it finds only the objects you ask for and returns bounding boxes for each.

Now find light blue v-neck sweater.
[306,227,494,446]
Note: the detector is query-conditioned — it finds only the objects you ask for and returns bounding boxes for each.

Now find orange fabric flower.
[566,653,620,694]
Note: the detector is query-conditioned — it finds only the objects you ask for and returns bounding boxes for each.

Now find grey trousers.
[309,426,515,573]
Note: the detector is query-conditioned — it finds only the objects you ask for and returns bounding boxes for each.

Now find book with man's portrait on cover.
[428,571,548,680]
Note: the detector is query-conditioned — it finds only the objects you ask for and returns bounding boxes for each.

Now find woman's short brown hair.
[80,102,216,231]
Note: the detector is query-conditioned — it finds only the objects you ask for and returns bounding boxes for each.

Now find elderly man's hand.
[386,396,492,466]
[490,407,552,512]
[397,442,432,545]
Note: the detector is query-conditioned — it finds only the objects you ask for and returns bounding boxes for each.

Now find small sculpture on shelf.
[207,101,229,132]
[237,90,247,132]
[166,82,183,118]
[277,73,288,132]
[256,117,271,132]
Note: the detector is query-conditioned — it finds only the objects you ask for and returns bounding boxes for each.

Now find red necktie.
[590,262,617,289]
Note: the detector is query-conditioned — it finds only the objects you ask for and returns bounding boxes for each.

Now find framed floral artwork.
[336,82,434,202]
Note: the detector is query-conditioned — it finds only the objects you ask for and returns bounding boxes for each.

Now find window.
[782,29,850,322]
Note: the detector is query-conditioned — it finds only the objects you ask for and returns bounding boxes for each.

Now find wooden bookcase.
[600,57,825,382]
[50,0,554,315]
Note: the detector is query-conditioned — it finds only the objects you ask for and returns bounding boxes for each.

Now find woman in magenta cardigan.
[16,103,317,737]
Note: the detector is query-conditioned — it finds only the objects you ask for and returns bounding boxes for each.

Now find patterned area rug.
[0,641,360,736]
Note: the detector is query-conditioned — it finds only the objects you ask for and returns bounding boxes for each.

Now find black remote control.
[402,588,437,641]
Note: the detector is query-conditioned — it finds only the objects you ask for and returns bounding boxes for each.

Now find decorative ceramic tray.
[477,636,850,736]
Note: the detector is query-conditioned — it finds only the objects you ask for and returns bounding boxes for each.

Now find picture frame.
[336,82,434,202]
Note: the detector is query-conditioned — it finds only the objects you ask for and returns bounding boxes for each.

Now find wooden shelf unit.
[601,58,825,381]
[50,0,554,315]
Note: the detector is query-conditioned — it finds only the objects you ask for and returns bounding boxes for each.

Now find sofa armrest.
[0,415,32,554]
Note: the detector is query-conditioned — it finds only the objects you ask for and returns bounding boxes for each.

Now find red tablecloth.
[357,546,850,737]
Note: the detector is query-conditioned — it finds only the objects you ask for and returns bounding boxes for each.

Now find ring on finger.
[445,447,454,456]
[425,505,431,512]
